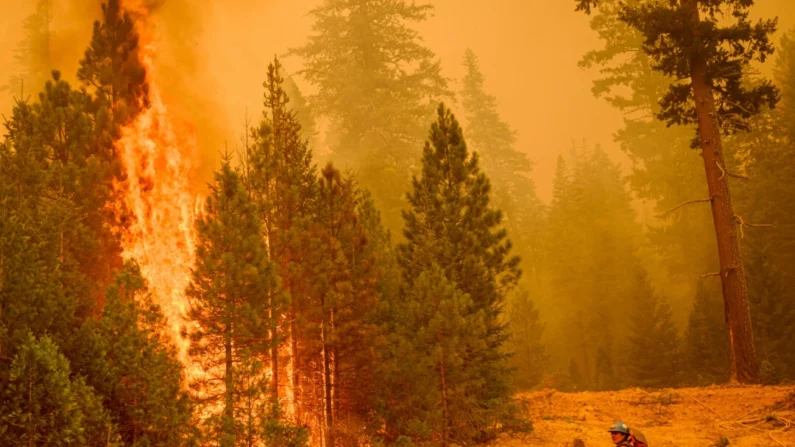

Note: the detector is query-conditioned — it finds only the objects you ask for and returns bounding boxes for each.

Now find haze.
[2,0,789,201]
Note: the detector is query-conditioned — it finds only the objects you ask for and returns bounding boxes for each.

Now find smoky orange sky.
[1,0,793,201]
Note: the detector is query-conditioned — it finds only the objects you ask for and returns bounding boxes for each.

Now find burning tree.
[186,160,277,445]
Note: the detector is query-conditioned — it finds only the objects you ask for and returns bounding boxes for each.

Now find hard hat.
[608,421,630,435]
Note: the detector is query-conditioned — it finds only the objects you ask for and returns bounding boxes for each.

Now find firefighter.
[607,421,633,446]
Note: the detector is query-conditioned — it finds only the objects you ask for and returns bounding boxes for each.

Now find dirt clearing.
[498,385,795,446]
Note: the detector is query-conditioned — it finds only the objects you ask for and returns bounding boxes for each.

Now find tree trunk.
[438,334,450,447]
[684,0,758,384]
[223,323,235,447]
[270,291,279,406]
[290,296,301,420]
[321,306,334,447]
[332,308,340,419]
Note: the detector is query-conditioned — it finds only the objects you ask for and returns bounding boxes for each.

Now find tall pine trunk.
[270,289,279,405]
[224,322,235,447]
[437,334,450,447]
[685,0,758,384]
[331,309,339,419]
[290,296,301,420]
[321,300,334,447]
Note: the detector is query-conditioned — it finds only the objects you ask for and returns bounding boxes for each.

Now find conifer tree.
[297,164,381,446]
[283,75,319,155]
[684,283,730,385]
[541,144,645,386]
[8,0,54,96]
[727,30,795,381]
[506,288,547,390]
[593,346,616,391]
[576,0,780,383]
[626,271,683,388]
[460,49,545,281]
[73,262,196,445]
[568,359,584,391]
[382,265,486,446]
[289,0,451,234]
[78,0,149,126]
[579,0,718,329]
[245,56,318,418]
[395,103,521,444]
[0,332,116,446]
[187,160,276,446]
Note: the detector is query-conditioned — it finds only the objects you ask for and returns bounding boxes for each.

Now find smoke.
[2,0,794,193]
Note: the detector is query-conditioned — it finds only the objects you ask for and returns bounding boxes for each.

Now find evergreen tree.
[568,359,584,391]
[394,103,521,444]
[506,288,547,390]
[282,75,319,157]
[381,265,487,446]
[593,346,616,391]
[7,0,54,96]
[187,160,276,446]
[300,164,381,446]
[289,0,451,234]
[73,262,196,445]
[626,271,683,388]
[245,56,318,422]
[577,0,780,383]
[0,332,116,446]
[460,49,545,282]
[0,96,82,352]
[541,144,645,387]
[578,0,719,330]
[727,30,795,381]
[78,0,149,126]
[684,283,730,385]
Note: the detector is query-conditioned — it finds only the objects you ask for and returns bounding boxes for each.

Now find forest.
[1,0,794,446]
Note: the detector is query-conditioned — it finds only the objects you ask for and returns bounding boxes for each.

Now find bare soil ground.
[498,385,795,447]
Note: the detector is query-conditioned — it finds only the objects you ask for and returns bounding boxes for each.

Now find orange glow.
[114,0,200,369]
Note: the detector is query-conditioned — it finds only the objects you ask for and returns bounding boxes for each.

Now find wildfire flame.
[115,0,200,367]
[112,2,303,434]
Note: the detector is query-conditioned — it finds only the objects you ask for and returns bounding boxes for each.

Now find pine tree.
[382,265,487,446]
[506,288,547,390]
[460,49,545,282]
[78,0,149,126]
[289,0,451,234]
[0,332,116,446]
[593,346,616,391]
[283,75,319,156]
[187,160,276,446]
[0,85,97,350]
[626,271,683,388]
[245,56,318,421]
[298,164,381,446]
[395,103,521,444]
[684,283,730,385]
[727,30,795,381]
[8,0,54,96]
[578,0,719,331]
[568,359,584,391]
[577,0,780,383]
[541,144,645,387]
[72,261,196,445]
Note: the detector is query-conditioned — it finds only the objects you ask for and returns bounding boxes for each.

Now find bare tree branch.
[714,160,749,181]
[735,215,776,238]
[658,198,712,217]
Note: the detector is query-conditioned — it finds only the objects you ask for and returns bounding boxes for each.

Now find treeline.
[3,0,795,445]
[542,0,795,389]
[0,1,529,446]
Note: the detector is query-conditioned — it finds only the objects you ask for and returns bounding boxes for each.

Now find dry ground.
[497,385,795,447]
